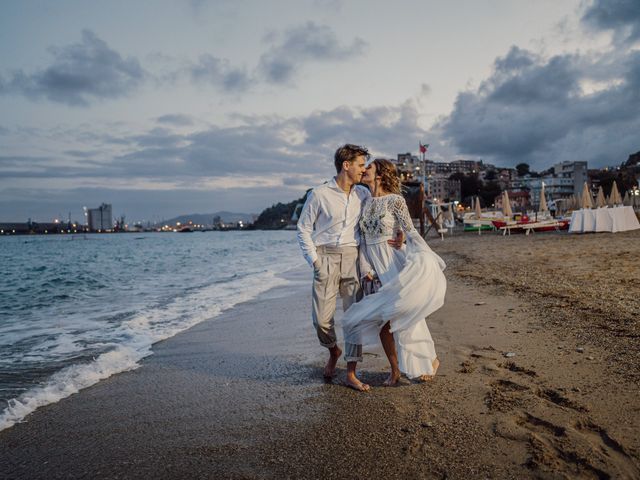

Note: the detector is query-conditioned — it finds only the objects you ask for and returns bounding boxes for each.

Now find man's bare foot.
[382,371,401,386]
[323,345,342,378]
[345,373,370,392]
[419,358,440,382]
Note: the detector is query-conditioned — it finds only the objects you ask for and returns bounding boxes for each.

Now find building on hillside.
[426,176,461,202]
[497,168,518,190]
[553,161,588,193]
[511,162,588,207]
[449,159,481,174]
[395,153,423,181]
[86,203,113,232]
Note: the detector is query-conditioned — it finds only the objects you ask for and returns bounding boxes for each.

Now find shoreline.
[0,266,322,478]
[1,233,639,478]
[0,261,296,433]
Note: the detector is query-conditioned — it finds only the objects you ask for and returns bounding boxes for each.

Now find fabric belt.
[316,245,358,254]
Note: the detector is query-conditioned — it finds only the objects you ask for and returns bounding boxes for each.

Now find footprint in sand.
[462,348,640,478]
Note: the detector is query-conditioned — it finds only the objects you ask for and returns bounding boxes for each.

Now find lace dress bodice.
[359,194,415,243]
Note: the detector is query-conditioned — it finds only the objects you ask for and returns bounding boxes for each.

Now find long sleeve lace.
[389,195,429,251]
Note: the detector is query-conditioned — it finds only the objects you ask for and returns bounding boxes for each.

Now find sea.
[0,230,303,431]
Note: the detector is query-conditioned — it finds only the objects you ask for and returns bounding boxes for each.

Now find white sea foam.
[0,268,292,431]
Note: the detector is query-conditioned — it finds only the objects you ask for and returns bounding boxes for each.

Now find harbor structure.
[86,203,113,232]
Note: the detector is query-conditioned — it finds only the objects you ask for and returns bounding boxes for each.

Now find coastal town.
[1,149,639,235]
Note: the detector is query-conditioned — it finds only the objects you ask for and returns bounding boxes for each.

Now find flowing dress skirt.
[343,236,446,378]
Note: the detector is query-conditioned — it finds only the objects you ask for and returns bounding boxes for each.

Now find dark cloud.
[189,54,253,92]
[156,114,195,126]
[582,0,640,43]
[0,101,430,182]
[259,22,368,84]
[301,102,427,156]
[493,46,538,73]
[0,30,145,106]
[441,44,640,169]
[0,99,440,220]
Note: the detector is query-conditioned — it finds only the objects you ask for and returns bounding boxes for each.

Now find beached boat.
[462,211,504,231]
[491,217,570,235]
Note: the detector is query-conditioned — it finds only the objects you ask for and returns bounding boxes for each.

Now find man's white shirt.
[296,177,371,267]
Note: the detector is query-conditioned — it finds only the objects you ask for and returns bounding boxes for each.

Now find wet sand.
[1,230,639,479]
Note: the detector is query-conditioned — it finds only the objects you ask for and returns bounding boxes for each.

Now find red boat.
[491,217,570,235]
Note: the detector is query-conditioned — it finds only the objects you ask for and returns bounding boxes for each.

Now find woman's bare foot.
[323,345,342,378]
[419,358,440,382]
[382,371,401,386]
[345,373,370,392]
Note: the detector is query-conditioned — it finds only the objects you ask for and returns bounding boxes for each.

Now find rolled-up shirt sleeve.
[296,190,319,267]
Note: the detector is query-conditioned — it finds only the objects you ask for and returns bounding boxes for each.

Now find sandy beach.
[1,230,639,479]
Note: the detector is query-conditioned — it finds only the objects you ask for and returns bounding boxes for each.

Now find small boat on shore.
[491,217,570,235]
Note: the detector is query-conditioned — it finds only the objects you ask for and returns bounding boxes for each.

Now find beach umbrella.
[539,184,548,213]
[623,190,631,206]
[475,196,482,219]
[596,186,606,208]
[581,182,593,209]
[504,191,513,218]
[610,181,622,206]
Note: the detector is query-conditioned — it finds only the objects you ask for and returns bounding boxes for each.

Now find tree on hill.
[515,163,530,177]
[449,172,482,205]
[253,191,310,229]
[624,151,640,167]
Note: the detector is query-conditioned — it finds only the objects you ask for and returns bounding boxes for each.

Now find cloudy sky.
[1,0,639,222]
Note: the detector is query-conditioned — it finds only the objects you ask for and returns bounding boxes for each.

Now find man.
[297,144,401,391]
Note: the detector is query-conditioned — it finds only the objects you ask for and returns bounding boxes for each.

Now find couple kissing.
[297,144,447,391]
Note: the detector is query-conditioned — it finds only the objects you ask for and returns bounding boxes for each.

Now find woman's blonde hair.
[372,158,401,195]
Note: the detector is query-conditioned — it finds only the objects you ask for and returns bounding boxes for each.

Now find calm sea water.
[0,230,302,430]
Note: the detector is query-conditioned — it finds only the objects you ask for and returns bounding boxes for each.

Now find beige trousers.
[312,245,362,359]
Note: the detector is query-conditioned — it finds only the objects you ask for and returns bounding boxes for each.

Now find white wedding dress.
[342,194,447,378]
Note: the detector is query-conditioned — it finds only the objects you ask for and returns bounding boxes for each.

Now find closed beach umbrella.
[539,184,548,213]
[596,186,606,208]
[504,191,513,218]
[623,190,631,206]
[610,181,622,206]
[475,196,482,219]
[581,182,593,209]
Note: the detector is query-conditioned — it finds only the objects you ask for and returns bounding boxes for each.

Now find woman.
[342,158,447,390]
